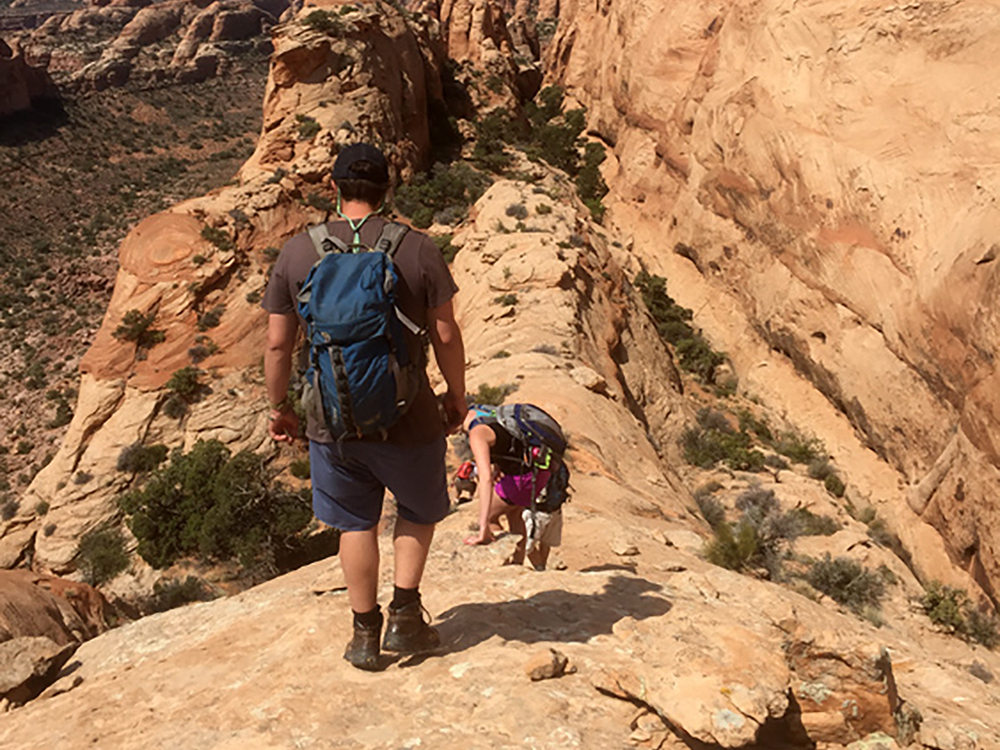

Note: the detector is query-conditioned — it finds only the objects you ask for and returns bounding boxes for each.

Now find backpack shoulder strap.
[307,223,350,258]
[374,221,409,259]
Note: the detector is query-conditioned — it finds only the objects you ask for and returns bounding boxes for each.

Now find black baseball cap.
[331,143,389,185]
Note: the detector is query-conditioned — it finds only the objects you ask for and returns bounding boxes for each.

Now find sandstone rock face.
[0,38,56,117]
[549,0,1000,604]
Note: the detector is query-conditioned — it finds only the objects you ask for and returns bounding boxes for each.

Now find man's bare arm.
[427,298,466,432]
[265,313,300,442]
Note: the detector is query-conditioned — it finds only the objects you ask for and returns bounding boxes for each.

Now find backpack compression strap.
[307,223,351,257]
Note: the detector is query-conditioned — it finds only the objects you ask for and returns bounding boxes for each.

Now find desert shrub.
[76,526,129,585]
[764,454,790,470]
[705,487,798,578]
[807,459,834,480]
[302,9,343,34]
[146,576,217,614]
[531,343,559,355]
[113,309,165,350]
[492,350,511,359]
[791,508,841,536]
[634,271,726,383]
[824,473,846,497]
[16,439,34,454]
[197,305,224,331]
[1,499,18,521]
[474,382,518,406]
[807,554,885,612]
[681,412,765,472]
[43,523,56,536]
[118,440,313,573]
[472,111,518,172]
[34,501,49,515]
[575,141,608,222]
[695,493,725,529]
[166,366,204,401]
[773,431,822,464]
[705,522,758,571]
[965,609,1000,649]
[494,293,518,306]
[117,443,169,474]
[306,192,334,212]
[536,203,552,215]
[920,581,999,648]
[432,234,458,264]
[395,162,491,229]
[46,397,73,429]
[505,203,528,220]
[162,395,188,419]
[295,114,322,141]
[200,225,234,252]
[289,458,311,480]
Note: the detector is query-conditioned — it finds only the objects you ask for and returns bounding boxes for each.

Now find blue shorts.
[309,437,449,532]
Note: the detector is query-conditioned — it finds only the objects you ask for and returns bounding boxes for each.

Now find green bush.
[494,293,518,306]
[76,526,129,585]
[695,493,725,529]
[634,271,725,383]
[289,458,311,480]
[117,443,169,474]
[166,366,204,401]
[395,162,491,229]
[1,499,18,521]
[118,440,313,574]
[920,581,999,648]
[474,382,518,406]
[197,305,224,332]
[773,431,823,464]
[807,554,885,613]
[302,9,343,34]
[824,473,846,497]
[680,414,765,472]
[146,576,217,613]
[705,521,759,571]
[113,309,165,350]
[705,486,798,578]
[200,226,234,252]
[791,508,841,536]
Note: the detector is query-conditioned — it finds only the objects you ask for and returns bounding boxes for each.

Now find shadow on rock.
[435,575,671,655]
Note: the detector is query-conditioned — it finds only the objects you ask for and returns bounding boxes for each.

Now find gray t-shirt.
[262,217,458,444]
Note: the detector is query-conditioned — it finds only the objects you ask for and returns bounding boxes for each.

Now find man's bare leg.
[393,516,435,589]
[339,527,380,613]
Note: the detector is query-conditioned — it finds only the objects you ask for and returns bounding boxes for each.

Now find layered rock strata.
[549,0,1000,603]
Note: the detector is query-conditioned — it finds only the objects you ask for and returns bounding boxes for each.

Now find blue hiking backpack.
[297,221,425,439]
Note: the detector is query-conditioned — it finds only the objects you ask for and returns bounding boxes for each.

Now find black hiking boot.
[343,620,383,671]
[382,600,440,654]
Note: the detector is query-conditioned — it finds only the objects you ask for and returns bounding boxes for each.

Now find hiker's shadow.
[435,574,672,655]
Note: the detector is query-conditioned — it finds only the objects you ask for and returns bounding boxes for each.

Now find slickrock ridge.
[548,0,1000,604]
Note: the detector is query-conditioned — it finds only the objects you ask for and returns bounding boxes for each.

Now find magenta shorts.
[495,469,552,507]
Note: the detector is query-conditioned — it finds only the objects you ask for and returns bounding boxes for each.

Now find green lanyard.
[335,195,384,250]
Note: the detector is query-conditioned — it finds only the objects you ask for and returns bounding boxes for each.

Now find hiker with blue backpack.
[262,143,466,671]
[462,403,570,570]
